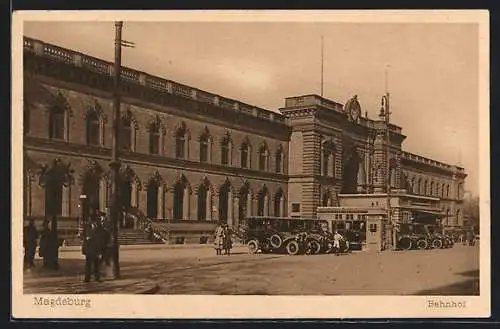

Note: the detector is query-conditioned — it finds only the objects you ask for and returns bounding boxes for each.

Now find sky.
[23,20,480,195]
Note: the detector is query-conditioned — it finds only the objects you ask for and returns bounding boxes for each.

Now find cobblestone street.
[24,244,479,295]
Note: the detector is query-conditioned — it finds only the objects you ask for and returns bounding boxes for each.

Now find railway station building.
[21,37,467,246]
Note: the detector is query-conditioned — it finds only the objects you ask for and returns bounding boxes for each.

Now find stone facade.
[21,37,467,242]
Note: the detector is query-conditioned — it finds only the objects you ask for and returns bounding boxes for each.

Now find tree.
[463,194,479,234]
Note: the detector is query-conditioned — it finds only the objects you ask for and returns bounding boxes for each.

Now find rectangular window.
[50,113,65,140]
[291,203,300,213]
[369,223,378,233]
[221,146,229,165]
[241,149,248,168]
[200,142,208,163]
[88,122,100,146]
[149,134,159,155]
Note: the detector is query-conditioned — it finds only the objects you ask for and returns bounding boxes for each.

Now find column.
[159,129,164,156]
[165,189,174,220]
[157,185,164,219]
[182,187,190,220]
[233,194,239,227]
[131,182,138,208]
[246,193,252,217]
[227,191,233,226]
[280,195,285,217]
[62,184,71,217]
[206,189,212,221]
[25,176,32,217]
[99,179,107,212]
[131,128,136,152]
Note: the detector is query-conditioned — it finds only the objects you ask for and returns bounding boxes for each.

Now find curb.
[59,243,246,252]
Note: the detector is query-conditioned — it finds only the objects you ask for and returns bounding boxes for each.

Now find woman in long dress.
[214,223,224,255]
[223,224,233,256]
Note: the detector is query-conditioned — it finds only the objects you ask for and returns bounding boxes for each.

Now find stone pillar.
[131,128,136,152]
[99,119,105,146]
[157,185,164,219]
[206,189,212,221]
[25,176,32,217]
[165,189,174,220]
[62,184,71,217]
[227,190,233,226]
[280,195,285,217]
[233,195,239,227]
[264,194,269,216]
[131,182,138,208]
[99,179,107,212]
[183,187,190,220]
[247,194,253,217]
[159,129,164,156]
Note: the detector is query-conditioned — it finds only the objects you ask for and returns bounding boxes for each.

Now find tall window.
[86,111,100,146]
[424,180,428,195]
[119,117,132,151]
[446,184,450,198]
[48,105,65,140]
[275,147,283,173]
[149,124,160,155]
[322,153,329,176]
[430,182,435,197]
[221,137,230,165]
[240,142,249,168]
[175,125,187,159]
[199,132,209,163]
[258,144,269,171]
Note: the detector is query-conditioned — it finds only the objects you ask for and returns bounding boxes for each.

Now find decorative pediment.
[38,158,74,187]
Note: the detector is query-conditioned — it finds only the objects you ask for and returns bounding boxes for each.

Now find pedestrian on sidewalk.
[39,219,59,270]
[223,224,233,256]
[23,219,38,269]
[81,208,105,282]
[214,222,224,256]
[333,230,343,256]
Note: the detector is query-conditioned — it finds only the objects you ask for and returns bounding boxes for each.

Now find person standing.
[39,219,53,269]
[223,224,233,256]
[333,230,343,256]
[214,223,224,256]
[23,219,38,268]
[81,209,104,282]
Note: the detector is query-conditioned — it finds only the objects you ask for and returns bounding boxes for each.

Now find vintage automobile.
[241,216,337,255]
[396,223,430,250]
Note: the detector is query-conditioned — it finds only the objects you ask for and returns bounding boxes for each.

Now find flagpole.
[320,35,324,98]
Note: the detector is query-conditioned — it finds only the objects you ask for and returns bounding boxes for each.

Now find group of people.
[23,217,60,270]
[78,208,111,282]
[214,223,233,255]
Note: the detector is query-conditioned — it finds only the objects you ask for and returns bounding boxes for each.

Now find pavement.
[24,244,479,295]
[23,259,160,294]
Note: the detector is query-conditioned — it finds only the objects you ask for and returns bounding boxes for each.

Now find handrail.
[123,207,169,243]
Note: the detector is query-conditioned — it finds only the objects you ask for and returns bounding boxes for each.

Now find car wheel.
[416,239,428,250]
[432,239,443,249]
[398,237,412,250]
[270,234,283,249]
[306,239,321,255]
[286,240,301,256]
[247,240,258,254]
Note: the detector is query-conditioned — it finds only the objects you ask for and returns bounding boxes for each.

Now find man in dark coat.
[81,209,106,282]
[23,219,38,268]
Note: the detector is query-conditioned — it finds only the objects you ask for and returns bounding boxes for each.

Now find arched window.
[149,123,160,155]
[441,183,446,198]
[274,189,284,217]
[119,116,132,151]
[240,142,250,169]
[257,186,269,216]
[199,130,210,163]
[446,184,450,198]
[322,191,330,207]
[86,111,100,146]
[430,182,435,197]
[321,141,336,177]
[258,144,269,171]
[146,180,159,218]
[48,104,65,140]
[275,146,283,173]
[175,124,187,159]
[221,135,231,166]
[423,180,428,195]
[418,178,422,194]
[197,179,211,221]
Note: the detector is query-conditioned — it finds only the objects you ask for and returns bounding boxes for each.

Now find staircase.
[117,229,163,245]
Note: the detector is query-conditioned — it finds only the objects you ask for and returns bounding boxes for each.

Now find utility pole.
[108,21,124,279]
[383,66,395,250]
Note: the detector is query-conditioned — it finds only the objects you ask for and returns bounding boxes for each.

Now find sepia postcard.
[11,10,490,319]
